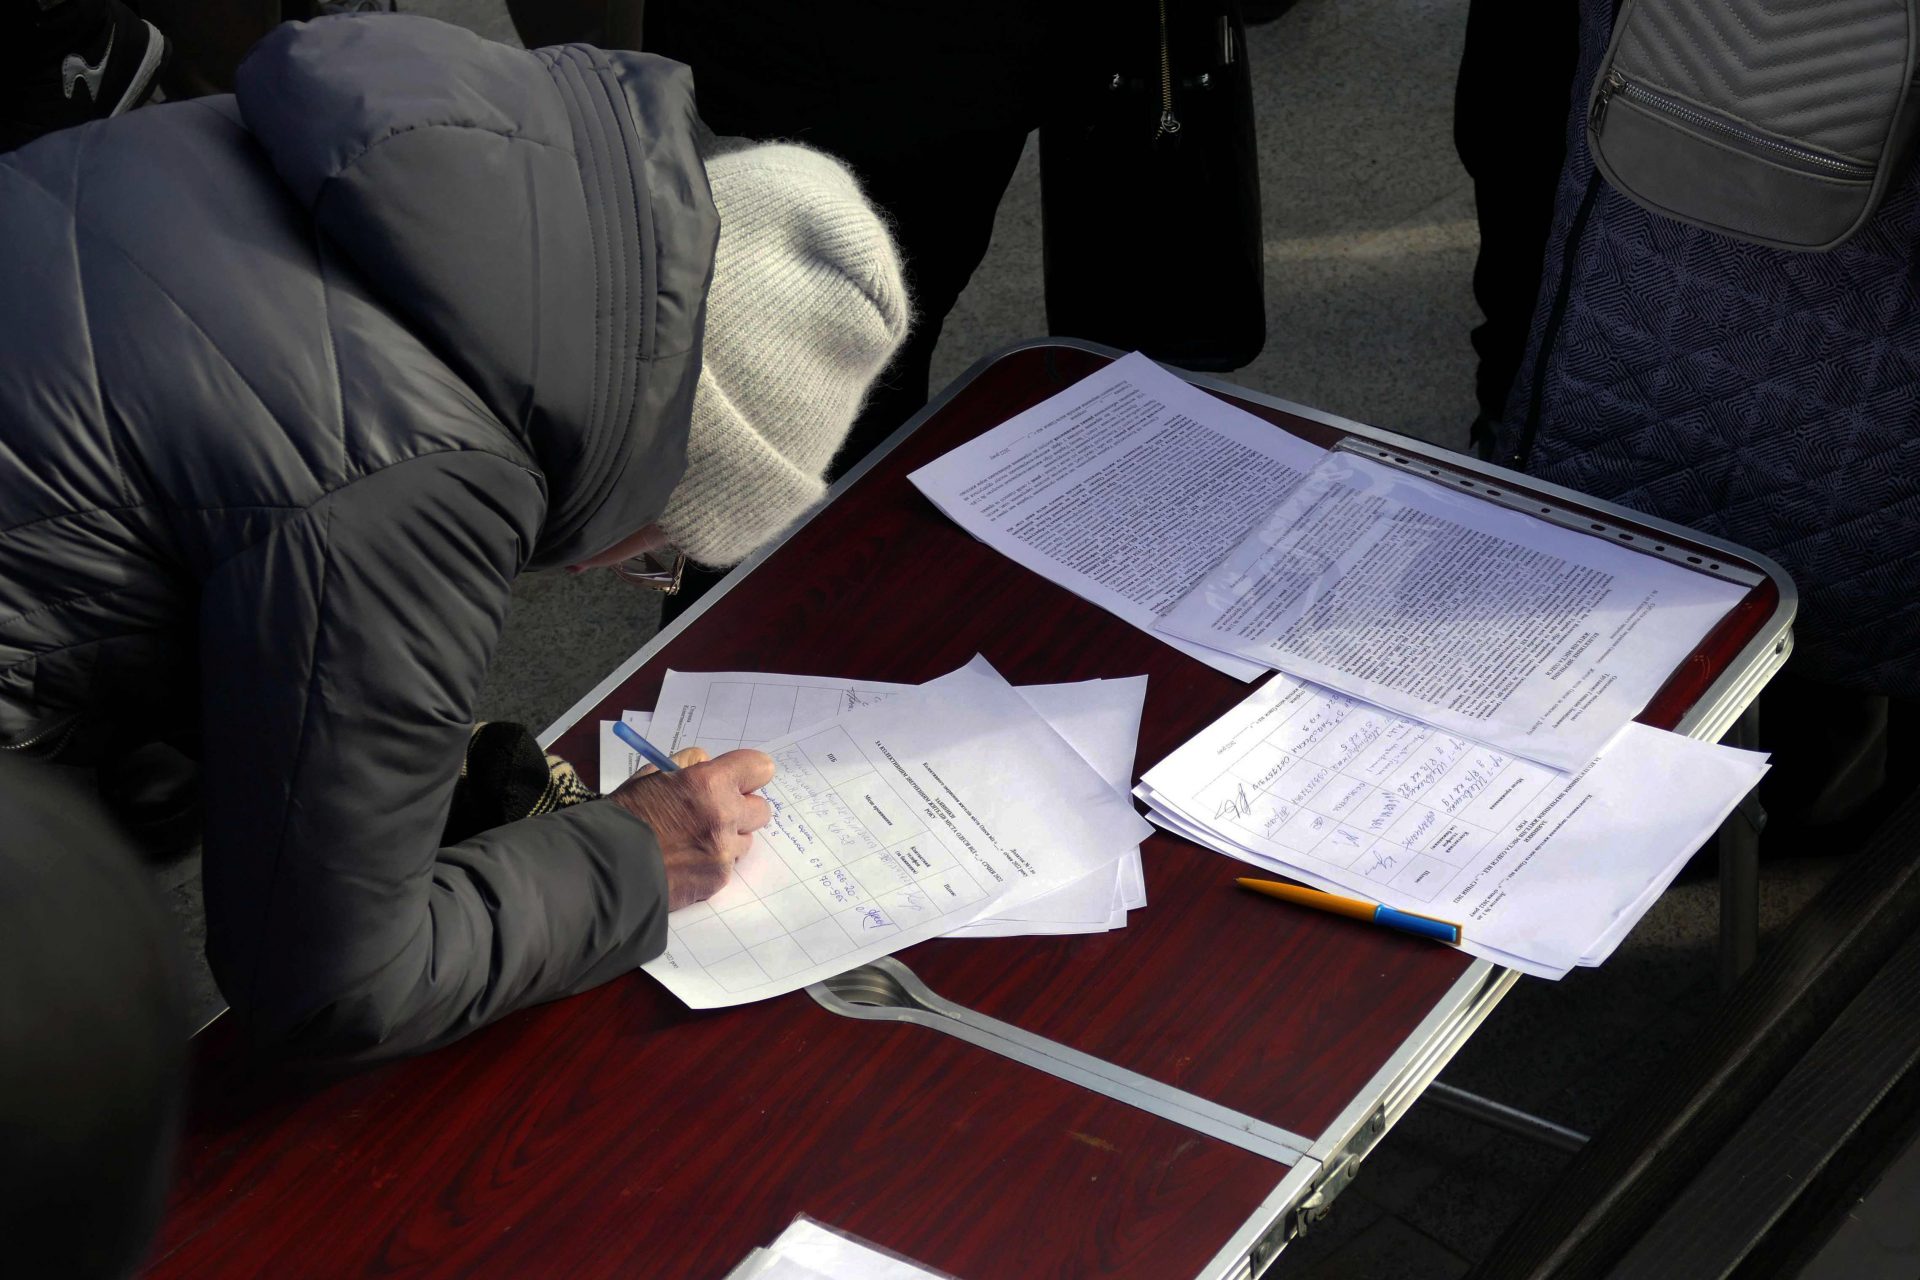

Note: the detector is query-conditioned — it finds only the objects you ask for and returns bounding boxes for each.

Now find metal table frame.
[541,339,1798,1280]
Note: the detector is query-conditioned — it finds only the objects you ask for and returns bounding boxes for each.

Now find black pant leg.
[1455,0,1580,430]
[5,0,111,54]
[823,129,1032,477]
[1760,672,1892,830]
[133,0,278,95]
[645,1,1045,619]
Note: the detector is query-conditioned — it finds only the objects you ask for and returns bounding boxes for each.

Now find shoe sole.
[110,20,168,118]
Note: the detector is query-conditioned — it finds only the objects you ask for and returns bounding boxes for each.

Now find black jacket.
[0,15,718,1059]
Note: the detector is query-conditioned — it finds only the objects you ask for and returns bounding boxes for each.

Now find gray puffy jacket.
[0,15,718,1059]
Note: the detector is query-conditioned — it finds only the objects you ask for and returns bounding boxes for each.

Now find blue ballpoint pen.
[611,720,680,774]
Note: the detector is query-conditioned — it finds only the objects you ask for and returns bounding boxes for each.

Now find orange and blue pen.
[1235,877,1462,945]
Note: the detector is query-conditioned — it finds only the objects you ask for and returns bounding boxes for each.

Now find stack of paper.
[602,668,1150,937]
[907,351,1324,679]
[903,352,1771,975]
[725,1217,952,1280]
[601,659,1153,1008]
[1134,672,1768,977]
[1154,446,1753,770]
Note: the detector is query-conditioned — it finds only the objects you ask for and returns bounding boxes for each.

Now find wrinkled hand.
[611,747,775,909]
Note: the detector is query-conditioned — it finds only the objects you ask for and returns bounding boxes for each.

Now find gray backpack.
[1587,0,1920,251]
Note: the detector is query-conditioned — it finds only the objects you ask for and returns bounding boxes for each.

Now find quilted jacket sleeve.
[196,450,670,1061]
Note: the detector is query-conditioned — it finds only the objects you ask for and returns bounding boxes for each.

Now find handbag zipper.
[1592,72,1875,179]
[1156,0,1181,138]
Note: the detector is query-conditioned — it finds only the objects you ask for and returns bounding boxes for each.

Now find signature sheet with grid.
[641,665,1152,1008]
[1138,672,1767,976]
[606,670,1151,936]
[655,677,905,758]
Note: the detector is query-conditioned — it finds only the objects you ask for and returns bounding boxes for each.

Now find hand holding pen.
[609,723,777,910]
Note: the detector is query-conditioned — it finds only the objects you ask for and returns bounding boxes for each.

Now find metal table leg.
[1422,1081,1589,1153]
[1422,701,1771,1150]
[1719,703,1766,989]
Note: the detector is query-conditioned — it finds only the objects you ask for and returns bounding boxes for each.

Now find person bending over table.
[0,15,909,1062]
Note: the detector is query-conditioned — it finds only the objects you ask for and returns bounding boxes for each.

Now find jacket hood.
[236,16,718,568]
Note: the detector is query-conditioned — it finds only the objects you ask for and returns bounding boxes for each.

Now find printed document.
[727,1218,950,1280]
[614,667,1149,933]
[908,351,1324,679]
[1137,673,1767,976]
[949,675,1148,936]
[1158,449,1749,769]
[639,663,1151,1007]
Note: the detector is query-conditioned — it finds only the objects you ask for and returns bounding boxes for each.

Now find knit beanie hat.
[657,144,911,567]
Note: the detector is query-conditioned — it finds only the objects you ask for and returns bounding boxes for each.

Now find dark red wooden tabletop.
[145,343,1783,1280]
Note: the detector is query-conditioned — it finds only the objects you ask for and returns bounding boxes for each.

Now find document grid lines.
[1198,685,1559,904]
[668,723,995,993]
[683,681,899,757]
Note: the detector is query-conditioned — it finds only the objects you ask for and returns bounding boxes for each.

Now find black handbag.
[1588,0,1920,251]
[1040,0,1266,371]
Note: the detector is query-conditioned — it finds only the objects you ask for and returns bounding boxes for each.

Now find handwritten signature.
[1213,783,1253,821]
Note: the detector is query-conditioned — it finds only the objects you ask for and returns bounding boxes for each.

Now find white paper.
[907,352,1324,680]
[641,663,1150,1007]
[597,713,655,794]
[644,668,1148,935]
[1158,450,1750,769]
[1138,800,1569,980]
[946,674,1150,937]
[1138,673,1767,974]
[736,1218,949,1280]
[651,679,899,757]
